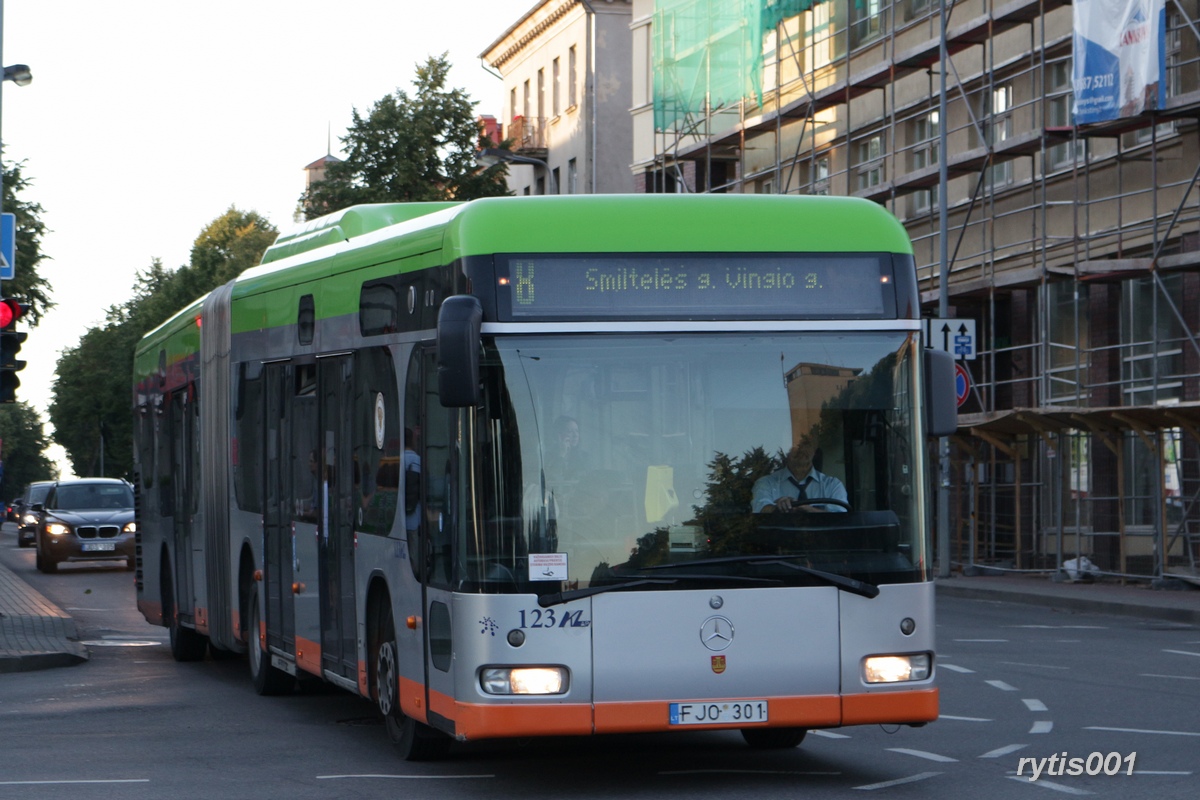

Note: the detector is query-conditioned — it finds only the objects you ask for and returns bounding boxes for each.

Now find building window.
[854,133,885,191]
[985,84,1013,189]
[523,79,531,123]
[812,155,830,195]
[537,68,545,125]
[568,158,578,193]
[910,110,939,214]
[552,167,560,195]
[569,46,578,108]
[851,0,884,48]
[1046,60,1084,170]
[552,57,561,117]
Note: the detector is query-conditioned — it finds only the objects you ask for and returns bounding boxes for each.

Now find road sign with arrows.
[922,317,976,360]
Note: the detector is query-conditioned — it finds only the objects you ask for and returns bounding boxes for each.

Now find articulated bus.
[133,194,957,759]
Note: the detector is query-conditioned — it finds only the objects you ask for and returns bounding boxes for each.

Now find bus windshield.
[463,332,927,595]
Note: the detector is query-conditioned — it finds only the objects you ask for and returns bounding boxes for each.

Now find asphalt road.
[1,522,1197,799]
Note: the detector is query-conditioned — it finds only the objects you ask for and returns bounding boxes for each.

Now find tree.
[0,401,57,498]
[299,54,511,219]
[1,160,53,325]
[49,209,277,478]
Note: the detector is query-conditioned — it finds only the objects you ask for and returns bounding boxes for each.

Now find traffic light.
[0,298,28,404]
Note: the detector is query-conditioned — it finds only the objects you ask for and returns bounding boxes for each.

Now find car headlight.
[45,522,71,536]
[863,653,931,683]
[480,666,568,695]
[22,513,38,525]
[123,522,137,534]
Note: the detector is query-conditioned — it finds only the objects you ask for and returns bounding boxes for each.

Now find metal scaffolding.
[645,0,1200,584]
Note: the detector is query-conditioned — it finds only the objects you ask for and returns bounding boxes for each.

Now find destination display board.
[498,254,894,320]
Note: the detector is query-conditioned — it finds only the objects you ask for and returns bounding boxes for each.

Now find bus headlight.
[45,522,71,537]
[480,666,568,695]
[863,653,931,683]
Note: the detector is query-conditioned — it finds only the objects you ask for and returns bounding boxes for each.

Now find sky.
[1,0,535,477]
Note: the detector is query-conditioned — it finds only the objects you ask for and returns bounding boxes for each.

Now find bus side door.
[319,354,358,682]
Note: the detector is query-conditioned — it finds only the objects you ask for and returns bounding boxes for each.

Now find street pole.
[937,0,952,578]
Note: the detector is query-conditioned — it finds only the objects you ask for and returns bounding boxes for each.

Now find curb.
[935,580,1200,626]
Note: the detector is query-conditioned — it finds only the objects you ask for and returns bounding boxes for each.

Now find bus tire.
[741,727,807,749]
[162,561,208,662]
[247,582,293,695]
[375,610,450,761]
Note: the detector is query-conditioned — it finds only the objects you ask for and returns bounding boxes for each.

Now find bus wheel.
[247,582,293,695]
[376,616,450,761]
[162,562,208,662]
[741,727,807,749]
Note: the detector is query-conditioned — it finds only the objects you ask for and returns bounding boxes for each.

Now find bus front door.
[262,362,296,659]
[319,354,357,683]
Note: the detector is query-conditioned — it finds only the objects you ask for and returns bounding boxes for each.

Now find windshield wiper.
[638,556,880,599]
[538,578,676,608]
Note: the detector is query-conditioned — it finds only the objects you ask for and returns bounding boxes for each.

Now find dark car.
[34,478,136,573]
[15,481,55,547]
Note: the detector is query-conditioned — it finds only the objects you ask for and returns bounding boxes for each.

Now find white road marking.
[810,730,851,738]
[1085,726,1200,737]
[1140,673,1200,681]
[854,771,941,790]
[1163,649,1200,658]
[1005,625,1105,630]
[939,715,992,722]
[1022,699,1049,712]
[980,744,1028,758]
[1030,721,1054,734]
[1005,775,1093,794]
[887,748,958,763]
[987,680,1019,691]
[939,663,975,673]
[1002,662,1070,670]
[1134,770,1194,775]
[0,780,150,785]
[955,638,1010,643]
[316,774,494,780]
[660,770,841,776]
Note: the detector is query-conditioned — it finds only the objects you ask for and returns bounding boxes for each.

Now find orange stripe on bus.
[453,701,594,739]
[841,688,939,725]
[594,695,842,734]
[294,636,321,676]
[194,606,209,636]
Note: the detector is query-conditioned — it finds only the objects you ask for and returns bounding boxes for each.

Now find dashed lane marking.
[1085,726,1200,737]
[886,748,957,763]
[939,715,992,722]
[854,772,941,790]
[316,774,494,780]
[980,744,1029,758]
[1022,699,1049,712]
[987,680,1019,691]
[939,663,975,673]
[1030,721,1054,734]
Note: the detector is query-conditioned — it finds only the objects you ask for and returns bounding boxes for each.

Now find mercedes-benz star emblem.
[700,615,734,651]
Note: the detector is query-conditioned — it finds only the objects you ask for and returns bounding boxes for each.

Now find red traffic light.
[0,299,22,329]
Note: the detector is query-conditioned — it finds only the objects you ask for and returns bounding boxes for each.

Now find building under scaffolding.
[628,0,1200,583]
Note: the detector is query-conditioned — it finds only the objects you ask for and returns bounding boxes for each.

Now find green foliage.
[49,209,277,478]
[299,54,511,219]
[691,446,782,556]
[1,160,53,326]
[0,401,57,497]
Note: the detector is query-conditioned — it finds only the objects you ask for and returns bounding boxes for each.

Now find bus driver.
[751,435,847,513]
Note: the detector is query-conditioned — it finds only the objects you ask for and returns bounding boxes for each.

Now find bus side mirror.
[437,295,482,407]
[923,348,958,438]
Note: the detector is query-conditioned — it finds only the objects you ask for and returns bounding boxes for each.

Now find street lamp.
[478,147,558,195]
[2,64,31,87]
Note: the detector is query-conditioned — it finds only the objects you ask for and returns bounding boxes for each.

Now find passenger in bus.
[751,435,847,513]
[546,415,589,478]
[403,428,421,533]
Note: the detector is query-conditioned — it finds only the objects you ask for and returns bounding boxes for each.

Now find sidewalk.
[936,571,1200,626]
[0,558,89,673]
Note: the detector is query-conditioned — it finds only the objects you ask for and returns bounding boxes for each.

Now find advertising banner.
[1072,0,1166,124]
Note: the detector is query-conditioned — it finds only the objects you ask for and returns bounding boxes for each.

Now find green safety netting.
[652,0,815,132]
